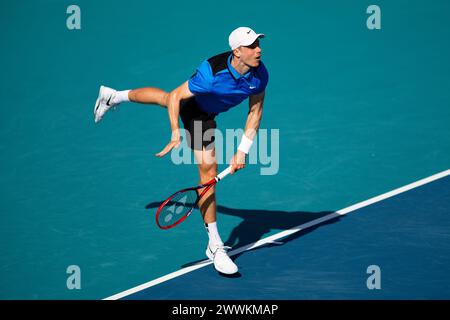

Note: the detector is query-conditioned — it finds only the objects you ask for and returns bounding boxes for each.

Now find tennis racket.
[156,166,232,229]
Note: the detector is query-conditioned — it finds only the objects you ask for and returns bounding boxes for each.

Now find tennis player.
[93,27,268,275]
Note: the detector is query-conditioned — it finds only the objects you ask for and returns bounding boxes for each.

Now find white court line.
[104,168,450,300]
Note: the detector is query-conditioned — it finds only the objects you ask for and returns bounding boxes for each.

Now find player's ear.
[233,48,241,58]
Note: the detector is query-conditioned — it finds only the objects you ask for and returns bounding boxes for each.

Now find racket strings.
[157,189,198,228]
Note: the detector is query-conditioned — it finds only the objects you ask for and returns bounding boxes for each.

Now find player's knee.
[162,92,169,106]
[198,163,217,182]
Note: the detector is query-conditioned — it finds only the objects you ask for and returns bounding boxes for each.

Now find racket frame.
[155,166,231,230]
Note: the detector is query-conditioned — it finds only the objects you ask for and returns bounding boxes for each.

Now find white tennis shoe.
[93,85,119,123]
[206,243,238,275]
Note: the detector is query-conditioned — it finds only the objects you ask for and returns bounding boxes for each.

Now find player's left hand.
[230,150,247,174]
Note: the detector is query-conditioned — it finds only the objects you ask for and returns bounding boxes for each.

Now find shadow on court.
[216,205,339,251]
[145,201,341,269]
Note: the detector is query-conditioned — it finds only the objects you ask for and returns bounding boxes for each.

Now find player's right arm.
[155,81,193,157]
[156,60,212,157]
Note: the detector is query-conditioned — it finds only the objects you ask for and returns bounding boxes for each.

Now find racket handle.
[216,166,232,181]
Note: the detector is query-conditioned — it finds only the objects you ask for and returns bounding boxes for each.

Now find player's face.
[239,39,262,67]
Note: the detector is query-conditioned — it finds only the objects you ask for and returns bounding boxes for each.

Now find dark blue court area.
[123,174,450,300]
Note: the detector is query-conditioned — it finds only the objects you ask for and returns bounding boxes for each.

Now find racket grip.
[216,166,232,181]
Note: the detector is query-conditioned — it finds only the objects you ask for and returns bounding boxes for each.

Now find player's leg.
[194,148,238,275]
[128,87,168,107]
[180,106,236,274]
[194,148,218,224]
[93,85,168,123]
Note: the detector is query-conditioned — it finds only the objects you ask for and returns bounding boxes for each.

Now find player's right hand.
[155,130,181,157]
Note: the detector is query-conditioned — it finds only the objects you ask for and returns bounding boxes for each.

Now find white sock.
[113,90,130,104]
[205,222,224,247]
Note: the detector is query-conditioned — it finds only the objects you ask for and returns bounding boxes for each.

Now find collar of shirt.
[227,54,252,81]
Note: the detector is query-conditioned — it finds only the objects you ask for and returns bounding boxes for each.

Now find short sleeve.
[188,60,213,95]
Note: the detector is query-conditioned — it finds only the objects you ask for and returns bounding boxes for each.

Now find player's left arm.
[230,90,265,173]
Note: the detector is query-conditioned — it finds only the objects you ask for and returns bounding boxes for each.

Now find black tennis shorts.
[179,97,217,151]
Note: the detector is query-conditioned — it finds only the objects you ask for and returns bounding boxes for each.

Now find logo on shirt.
[249,86,256,89]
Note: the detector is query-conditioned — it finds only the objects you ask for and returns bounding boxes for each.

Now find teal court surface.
[1,0,450,300]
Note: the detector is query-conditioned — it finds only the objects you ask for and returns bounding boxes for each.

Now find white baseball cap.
[228,27,265,50]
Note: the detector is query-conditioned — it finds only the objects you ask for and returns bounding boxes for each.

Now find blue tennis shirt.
[188,51,269,114]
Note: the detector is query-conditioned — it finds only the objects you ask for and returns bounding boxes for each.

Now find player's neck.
[230,56,251,75]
